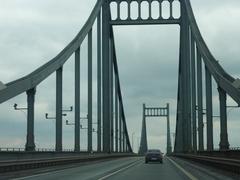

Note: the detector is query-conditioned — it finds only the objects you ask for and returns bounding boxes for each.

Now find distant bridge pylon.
[139,103,172,155]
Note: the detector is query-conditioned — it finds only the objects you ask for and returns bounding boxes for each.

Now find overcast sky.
[0,0,240,153]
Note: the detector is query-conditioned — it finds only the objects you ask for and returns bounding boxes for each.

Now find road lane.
[106,157,192,180]
[106,157,236,180]
[12,157,140,180]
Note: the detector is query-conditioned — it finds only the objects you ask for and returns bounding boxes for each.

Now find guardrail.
[196,149,240,160]
[0,147,75,152]
[230,147,240,151]
[212,147,240,151]
[173,153,240,174]
[0,148,24,152]
[0,153,135,173]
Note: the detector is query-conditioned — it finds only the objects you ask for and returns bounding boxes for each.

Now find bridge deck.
[1,157,238,180]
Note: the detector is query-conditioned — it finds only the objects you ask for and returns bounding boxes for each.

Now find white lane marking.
[12,168,68,180]
[167,157,199,180]
[13,159,140,180]
[12,162,104,180]
[176,158,233,180]
[97,161,141,180]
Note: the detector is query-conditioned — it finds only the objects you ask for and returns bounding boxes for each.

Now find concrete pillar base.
[219,133,230,150]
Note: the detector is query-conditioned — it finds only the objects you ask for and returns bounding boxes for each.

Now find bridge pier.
[56,67,63,152]
[205,66,213,151]
[218,87,230,150]
[180,3,192,152]
[196,48,204,151]
[25,88,36,151]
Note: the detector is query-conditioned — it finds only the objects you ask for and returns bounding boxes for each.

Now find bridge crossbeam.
[110,19,180,25]
[109,0,181,24]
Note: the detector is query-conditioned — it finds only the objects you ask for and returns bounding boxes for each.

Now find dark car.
[145,149,163,164]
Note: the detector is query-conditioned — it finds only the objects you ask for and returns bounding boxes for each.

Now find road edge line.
[166,157,198,180]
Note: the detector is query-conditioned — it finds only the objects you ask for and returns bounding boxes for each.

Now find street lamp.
[13,103,27,117]
[45,106,72,120]
[79,125,97,132]
[45,113,67,119]
[66,120,75,125]
[13,103,27,110]
[195,106,206,115]
[66,121,100,133]
[62,106,73,112]
[80,124,88,130]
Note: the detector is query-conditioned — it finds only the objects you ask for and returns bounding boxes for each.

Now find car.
[145,149,163,164]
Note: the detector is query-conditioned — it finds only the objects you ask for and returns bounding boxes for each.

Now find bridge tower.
[102,0,112,153]
[139,103,172,155]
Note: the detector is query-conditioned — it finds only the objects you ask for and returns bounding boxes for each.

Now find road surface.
[3,157,238,180]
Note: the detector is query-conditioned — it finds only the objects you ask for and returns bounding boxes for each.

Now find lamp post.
[45,106,73,120]
[66,120,100,133]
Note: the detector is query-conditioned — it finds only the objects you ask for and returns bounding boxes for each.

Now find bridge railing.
[0,147,75,152]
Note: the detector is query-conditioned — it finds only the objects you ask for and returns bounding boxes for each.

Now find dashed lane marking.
[97,160,141,180]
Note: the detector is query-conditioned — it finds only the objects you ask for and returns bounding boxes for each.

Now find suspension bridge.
[0,0,240,179]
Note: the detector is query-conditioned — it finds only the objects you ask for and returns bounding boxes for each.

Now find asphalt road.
[9,157,239,180]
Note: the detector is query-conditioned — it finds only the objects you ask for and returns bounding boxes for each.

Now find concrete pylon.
[138,104,148,155]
